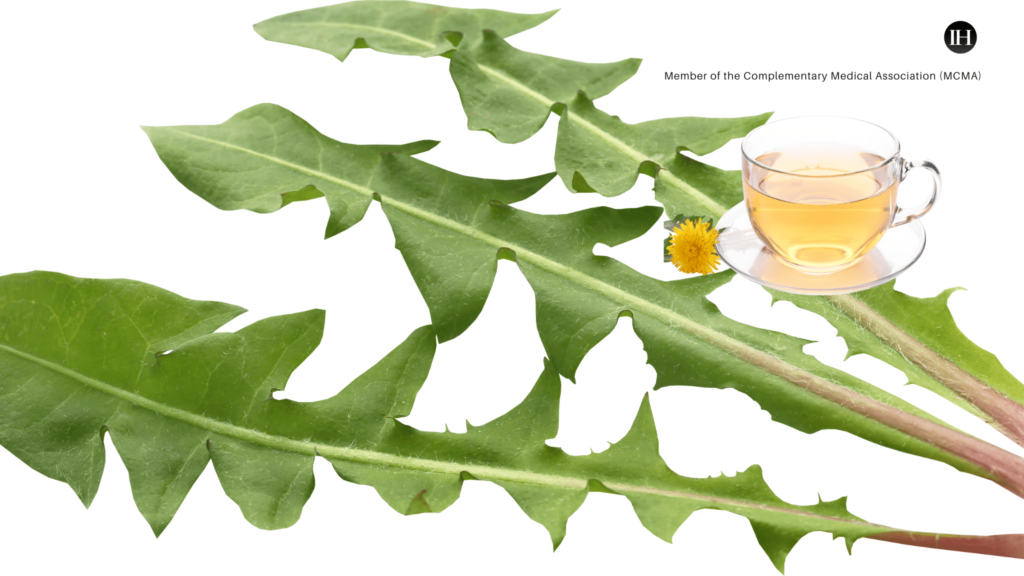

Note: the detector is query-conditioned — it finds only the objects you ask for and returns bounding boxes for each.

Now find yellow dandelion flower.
[668,218,721,275]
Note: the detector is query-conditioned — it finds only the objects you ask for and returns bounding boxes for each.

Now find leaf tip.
[418,140,442,153]
[742,463,766,481]
[148,518,171,539]
[938,286,967,304]
[638,391,653,412]
[843,535,856,555]
[533,8,561,26]
[251,18,270,37]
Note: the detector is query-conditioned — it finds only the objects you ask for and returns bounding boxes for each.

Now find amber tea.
[744,146,897,271]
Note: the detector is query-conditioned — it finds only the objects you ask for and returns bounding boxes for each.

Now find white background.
[2,1,1022,574]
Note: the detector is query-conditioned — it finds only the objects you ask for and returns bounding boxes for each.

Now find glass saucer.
[714,203,926,295]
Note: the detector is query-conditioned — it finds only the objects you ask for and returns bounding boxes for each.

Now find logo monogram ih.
[944,21,977,54]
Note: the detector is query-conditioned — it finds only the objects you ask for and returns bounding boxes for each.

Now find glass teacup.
[741,116,940,273]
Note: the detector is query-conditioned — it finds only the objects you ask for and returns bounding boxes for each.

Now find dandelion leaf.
[254,1,557,61]
[4,271,1021,567]
[769,284,1024,449]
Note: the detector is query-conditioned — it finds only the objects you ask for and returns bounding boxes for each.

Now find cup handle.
[891,158,941,228]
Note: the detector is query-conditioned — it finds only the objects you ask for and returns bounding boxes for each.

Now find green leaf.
[143,105,1024,501]
[655,153,744,225]
[142,103,441,239]
[769,284,1024,450]
[449,30,641,143]
[3,271,1021,568]
[253,1,558,62]
[556,91,770,219]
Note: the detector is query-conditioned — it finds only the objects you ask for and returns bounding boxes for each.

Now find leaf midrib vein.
[265,21,436,49]
[0,341,887,531]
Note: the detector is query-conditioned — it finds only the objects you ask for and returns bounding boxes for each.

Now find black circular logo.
[944,21,977,54]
